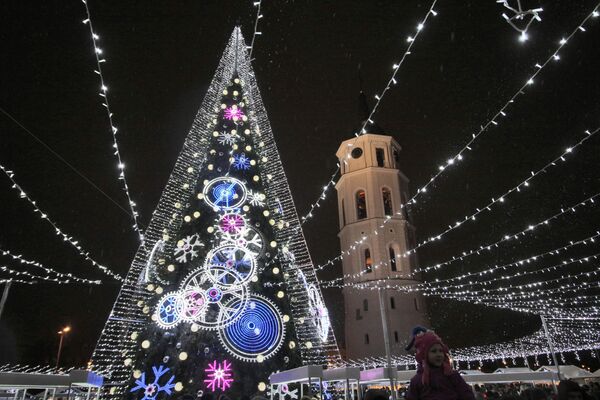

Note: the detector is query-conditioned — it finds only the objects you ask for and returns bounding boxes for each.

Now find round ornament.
[155,292,183,329]
[218,295,285,362]
[202,177,247,211]
[204,245,256,285]
[180,267,248,330]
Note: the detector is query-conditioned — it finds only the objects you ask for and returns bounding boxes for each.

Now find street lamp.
[56,326,71,369]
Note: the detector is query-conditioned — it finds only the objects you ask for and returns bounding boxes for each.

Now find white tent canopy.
[538,365,593,380]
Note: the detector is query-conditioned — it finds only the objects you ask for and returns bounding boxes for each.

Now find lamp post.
[56,326,71,369]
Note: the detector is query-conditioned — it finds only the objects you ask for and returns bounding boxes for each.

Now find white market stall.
[269,365,324,400]
[538,365,593,381]
[322,367,361,400]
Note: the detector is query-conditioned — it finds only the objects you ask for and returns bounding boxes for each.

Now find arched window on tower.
[400,191,409,220]
[364,248,373,273]
[382,187,393,216]
[356,190,367,220]
[389,246,397,272]
[341,199,346,227]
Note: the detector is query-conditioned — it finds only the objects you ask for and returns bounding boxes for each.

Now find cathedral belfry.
[335,110,429,359]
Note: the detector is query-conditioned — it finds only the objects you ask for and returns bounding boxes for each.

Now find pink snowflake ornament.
[204,360,234,391]
[223,106,245,121]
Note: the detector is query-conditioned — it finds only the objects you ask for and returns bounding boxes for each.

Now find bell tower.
[335,133,428,360]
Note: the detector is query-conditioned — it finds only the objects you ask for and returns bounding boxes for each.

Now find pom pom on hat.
[405,326,428,351]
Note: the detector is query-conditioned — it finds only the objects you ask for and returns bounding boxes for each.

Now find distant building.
[335,132,429,360]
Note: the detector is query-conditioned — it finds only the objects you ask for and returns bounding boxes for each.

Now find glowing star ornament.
[130,365,176,400]
[204,360,234,392]
[174,234,203,263]
[223,106,245,121]
[232,153,251,170]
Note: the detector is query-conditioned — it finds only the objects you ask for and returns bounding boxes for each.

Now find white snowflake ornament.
[174,234,203,263]
[218,131,238,146]
[247,190,266,207]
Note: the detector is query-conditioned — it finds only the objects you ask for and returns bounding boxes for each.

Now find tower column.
[335,133,429,361]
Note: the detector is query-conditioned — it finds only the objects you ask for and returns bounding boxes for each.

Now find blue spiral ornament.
[202,177,247,211]
[218,295,285,362]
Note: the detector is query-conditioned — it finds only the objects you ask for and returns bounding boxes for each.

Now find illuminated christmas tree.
[91,28,340,399]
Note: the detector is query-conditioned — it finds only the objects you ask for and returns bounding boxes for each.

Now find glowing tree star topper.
[204,360,234,391]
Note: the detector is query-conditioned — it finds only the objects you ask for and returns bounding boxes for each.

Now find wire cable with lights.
[81,0,144,241]
[0,164,124,282]
[0,246,104,285]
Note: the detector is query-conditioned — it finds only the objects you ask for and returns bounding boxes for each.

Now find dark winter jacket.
[406,366,475,400]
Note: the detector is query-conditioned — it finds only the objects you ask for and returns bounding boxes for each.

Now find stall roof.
[538,366,593,380]
[462,371,558,384]
[269,366,323,385]
[494,368,534,374]
[0,370,103,389]
[359,368,396,384]
[322,367,360,382]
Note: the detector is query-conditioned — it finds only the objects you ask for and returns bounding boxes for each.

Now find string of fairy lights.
[304,4,600,268]
[248,1,263,60]
[0,247,103,285]
[0,163,123,282]
[81,0,144,241]
[319,191,600,289]
[320,221,600,289]
[402,127,600,258]
[414,230,600,288]
[296,0,439,227]
[0,264,101,285]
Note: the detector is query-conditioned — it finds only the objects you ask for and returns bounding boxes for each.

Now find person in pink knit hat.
[405,327,474,400]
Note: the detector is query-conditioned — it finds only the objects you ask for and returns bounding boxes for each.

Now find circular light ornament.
[205,245,256,285]
[218,295,285,362]
[155,292,183,329]
[221,226,265,258]
[219,213,246,236]
[180,267,248,330]
[177,288,208,322]
[203,177,247,211]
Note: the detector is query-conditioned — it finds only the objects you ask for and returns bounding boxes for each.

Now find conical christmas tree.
[92,28,341,399]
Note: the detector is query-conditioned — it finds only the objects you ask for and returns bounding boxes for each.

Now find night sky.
[1,1,599,367]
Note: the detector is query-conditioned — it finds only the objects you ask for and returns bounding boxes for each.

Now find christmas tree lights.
[91,29,340,400]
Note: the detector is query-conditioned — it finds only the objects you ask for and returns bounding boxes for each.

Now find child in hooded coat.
[405,327,474,400]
